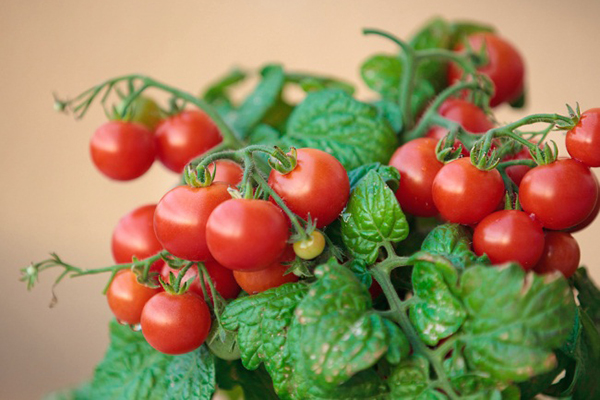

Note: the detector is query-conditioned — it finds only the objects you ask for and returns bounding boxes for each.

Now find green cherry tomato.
[115,95,163,131]
[293,231,326,260]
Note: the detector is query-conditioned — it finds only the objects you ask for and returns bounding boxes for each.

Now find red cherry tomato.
[566,108,600,167]
[473,210,545,270]
[106,270,160,325]
[448,33,525,107]
[534,232,580,278]
[210,160,243,186]
[268,148,350,228]
[154,183,231,261]
[504,146,533,186]
[568,174,600,233]
[140,291,211,355]
[90,121,155,181]
[206,199,289,271]
[112,204,163,272]
[389,138,444,217]
[155,110,222,173]
[432,157,505,224]
[233,263,298,294]
[519,159,599,230]
[161,260,240,300]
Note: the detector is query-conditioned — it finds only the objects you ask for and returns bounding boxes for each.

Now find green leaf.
[232,64,285,137]
[215,359,279,400]
[44,383,92,400]
[421,224,484,269]
[203,68,247,105]
[221,282,308,398]
[373,99,403,133]
[409,18,452,91]
[388,356,448,399]
[360,54,403,100]
[444,353,508,399]
[410,260,466,345]
[281,89,398,170]
[572,267,600,327]
[290,259,409,391]
[341,170,408,264]
[459,264,576,382]
[285,72,355,95]
[347,162,401,192]
[449,21,495,45]
[89,321,216,400]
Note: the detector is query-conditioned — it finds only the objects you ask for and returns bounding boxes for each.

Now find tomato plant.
[566,108,600,167]
[155,110,222,173]
[432,157,505,224]
[206,199,289,271]
[519,158,599,230]
[389,137,443,217]
[140,291,211,355]
[534,232,580,278]
[268,148,349,228]
[473,210,545,269]
[90,121,156,180]
[106,270,161,325]
[154,182,231,261]
[448,32,525,107]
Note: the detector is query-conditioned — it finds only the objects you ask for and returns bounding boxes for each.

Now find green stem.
[198,263,225,328]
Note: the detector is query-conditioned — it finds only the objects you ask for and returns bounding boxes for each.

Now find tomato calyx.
[159,261,197,295]
[183,164,216,188]
[267,146,298,174]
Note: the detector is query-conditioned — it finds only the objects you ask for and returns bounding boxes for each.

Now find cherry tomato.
[519,159,599,230]
[112,204,163,272]
[504,146,533,186]
[154,183,231,261]
[210,160,243,186]
[140,291,211,355]
[566,108,600,167]
[426,99,494,155]
[389,138,443,217]
[115,96,163,131]
[206,199,289,271]
[568,174,600,233]
[268,148,349,228]
[234,263,299,294]
[432,157,505,224]
[293,231,326,260]
[534,232,580,278]
[161,259,240,300]
[106,270,160,325]
[155,110,222,173]
[473,210,545,270]
[90,121,156,181]
[448,33,525,107]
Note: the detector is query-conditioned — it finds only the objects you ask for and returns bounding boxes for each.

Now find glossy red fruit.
[233,245,297,294]
[268,148,350,228]
[206,199,289,271]
[432,157,505,224]
[106,270,160,325]
[448,33,525,107]
[154,183,231,261]
[90,121,156,180]
[155,110,222,173]
[568,175,600,233]
[141,292,211,355]
[210,160,243,186]
[534,232,580,278]
[112,204,163,271]
[519,159,599,230]
[504,146,533,186]
[161,260,240,300]
[473,210,545,270]
[389,138,443,217]
[566,108,600,167]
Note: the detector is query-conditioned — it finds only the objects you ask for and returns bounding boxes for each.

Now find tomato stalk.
[197,263,227,336]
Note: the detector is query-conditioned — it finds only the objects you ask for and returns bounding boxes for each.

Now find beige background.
[2,0,599,399]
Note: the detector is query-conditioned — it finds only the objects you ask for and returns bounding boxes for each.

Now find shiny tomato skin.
[534,232,580,278]
[473,210,545,269]
[155,110,222,173]
[112,204,163,272]
[519,159,599,230]
[234,263,298,294]
[154,183,231,261]
[106,270,160,325]
[389,138,443,217]
[448,33,525,107]
[268,148,350,228]
[566,108,600,167]
[432,157,505,224]
[206,199,289,271]
[568,174,600,233]
[90,121,156,181]
[141,291,211,355]
[504,146,533,186]
[210,160,243,186]
[160,260,240,300]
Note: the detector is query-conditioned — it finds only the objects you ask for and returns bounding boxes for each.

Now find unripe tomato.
[566,108,600,167]
[268,148,350,228]
[114,96,163,131]
[155,110,222,173]
[293,231,326,260]
[90,121,156,181]
[106,270,160,325]
[534,232,580,278]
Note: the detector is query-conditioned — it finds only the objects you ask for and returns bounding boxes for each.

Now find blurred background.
[2,0,599,398]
